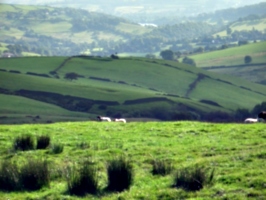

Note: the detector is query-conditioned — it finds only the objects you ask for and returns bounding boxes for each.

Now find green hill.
[190,41,266,67]
[1,56,266,123]
[189,41,266,84]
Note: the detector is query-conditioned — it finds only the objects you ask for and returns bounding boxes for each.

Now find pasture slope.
[1,56,266,123]
[0,121,265,199]
[191,41,266,68]
[190,41,266,85]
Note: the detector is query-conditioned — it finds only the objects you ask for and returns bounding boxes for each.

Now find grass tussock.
[76,141,90,149]
[13,134,35,151]
[151,159,173,176]
[19,159,50,191]
[172,166,214,191]
[107,156,134,192]
[0,160,20,191]
[0,159,50,191]
[36,135,51,149]
[50,143,64,154]
[66,160,99,196]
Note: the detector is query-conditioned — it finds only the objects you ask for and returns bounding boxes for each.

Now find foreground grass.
[0,121,265,199]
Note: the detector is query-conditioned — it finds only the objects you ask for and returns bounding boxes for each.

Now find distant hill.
[0,3,219,57]
[193,2,266,23]
[0,4,146,55]
[0,2,265,58]
[0,56,266,123]
[5,0,266,23]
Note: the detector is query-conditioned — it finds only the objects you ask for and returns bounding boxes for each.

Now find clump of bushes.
[66,160,99,196]
[13,134,35,151]
[107,156,134,192]
[151,159,173,176]
[172,166,214,191]
[0,159,50,191]
[36,135,51,149]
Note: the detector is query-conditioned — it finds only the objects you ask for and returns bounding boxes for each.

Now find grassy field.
[116,22,152,35]
[1,56,266,123]
[214,18,266,37]
[207,64,266,85]
[0,121,265,199]
[190,41,266,67]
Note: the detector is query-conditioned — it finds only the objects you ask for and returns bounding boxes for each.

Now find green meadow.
[0,121,265,199]
[190,41,266,67]
[1,56,266,123]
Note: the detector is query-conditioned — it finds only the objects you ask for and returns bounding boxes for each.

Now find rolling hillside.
[1,56,266,123]
[191,41,266,67]
[0,3,153,56]
[189,41,266,84]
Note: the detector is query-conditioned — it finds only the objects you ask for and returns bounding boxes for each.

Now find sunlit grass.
[0,121,265,199]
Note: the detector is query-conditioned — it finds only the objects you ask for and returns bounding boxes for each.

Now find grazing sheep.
[258,111,266,121]
[97,116,112,122]
[114,118,126,123]
[244,118,258,123]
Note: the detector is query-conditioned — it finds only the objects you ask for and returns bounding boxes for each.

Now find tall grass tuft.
[19,159,50,191]
[13,134,35,151]
[151,159,173,176]
[50,143,64,154]
[172,166,215,191]
[107,156,134,192]
[66,160,99,196]
[0,159,50,191]
[36,135,51,149]
[0,160,20,191]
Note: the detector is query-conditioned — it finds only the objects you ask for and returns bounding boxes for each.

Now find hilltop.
[0,56,266,124]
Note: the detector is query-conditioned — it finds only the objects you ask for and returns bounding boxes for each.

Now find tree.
[238,40,248,46]
[226,27,232,35]
[244,55,252,64]
[64,72,79,81]
[182,57,196,66]
[145,54,156,59]
[160,50,174,60]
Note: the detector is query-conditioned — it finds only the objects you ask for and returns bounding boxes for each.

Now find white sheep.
[97,116,112,122]
[244,118,258,123]
[114,118,126,123]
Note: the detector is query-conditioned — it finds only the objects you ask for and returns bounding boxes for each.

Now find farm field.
[0,121,265,199]
[190,41,266,68]
[214,18,266,37]
[206,64,266,85]
[1,56,266,123]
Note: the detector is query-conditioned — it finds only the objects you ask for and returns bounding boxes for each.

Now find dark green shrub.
[36,135,51,149]
[51,143,64,154]
[172,166,214,191]
[19,159,50,191]
[13,134,35,151]
[107,156,133,192]
[66,161,98,196]
[0,160,20,191]
[151,159,173,176]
